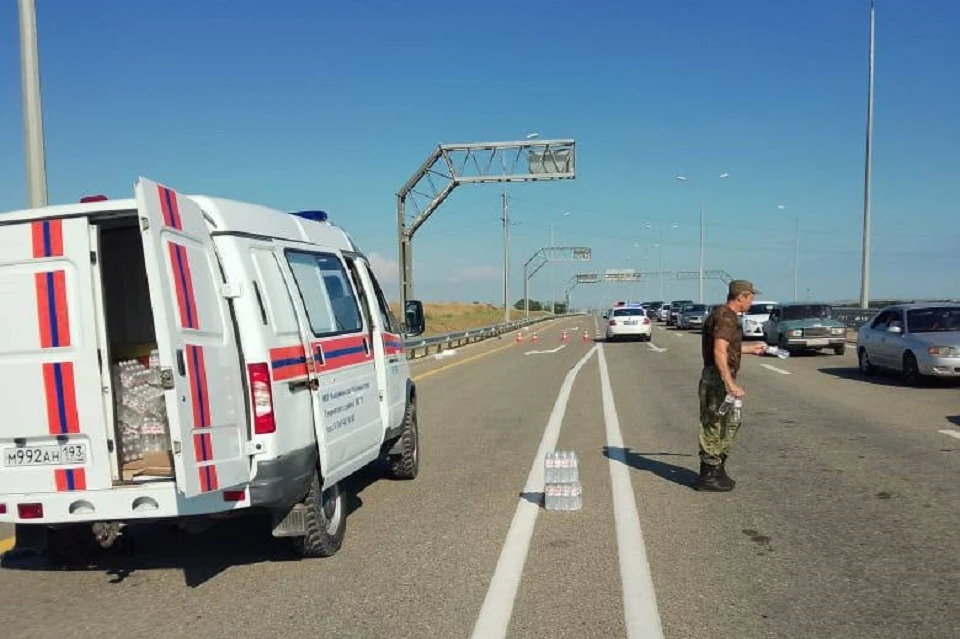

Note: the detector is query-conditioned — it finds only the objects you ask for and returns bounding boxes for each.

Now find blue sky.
[1,0,957,307]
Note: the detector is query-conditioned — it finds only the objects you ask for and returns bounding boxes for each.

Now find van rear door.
[0,217,111,495]
[134,177,249,497]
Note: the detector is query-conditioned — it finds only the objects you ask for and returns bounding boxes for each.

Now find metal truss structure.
[396,139,576,326]
[522,246,591,317]
[563,269,734,309]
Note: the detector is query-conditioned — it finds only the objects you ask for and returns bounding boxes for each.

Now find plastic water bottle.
[731,398,743,425]
[717,394,735,416]
[765,344,790,359]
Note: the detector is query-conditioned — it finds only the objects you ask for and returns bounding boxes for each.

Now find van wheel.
[388,399,419,480]
[292,471,345,558]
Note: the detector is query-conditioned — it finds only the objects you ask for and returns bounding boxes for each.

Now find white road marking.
[672,332,683,338]
[598,344,665,639]
[524,345,567,356]
[647,343,667,353]
[938,429,960,441]
[470,345,599,639]
[760,363,791,375]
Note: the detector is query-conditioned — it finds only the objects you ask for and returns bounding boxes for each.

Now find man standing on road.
[696,280,766,492]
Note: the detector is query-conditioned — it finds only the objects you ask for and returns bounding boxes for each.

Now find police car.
[605,302,653,342]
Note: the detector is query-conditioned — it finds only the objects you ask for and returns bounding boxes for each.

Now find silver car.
[856,303,960,385]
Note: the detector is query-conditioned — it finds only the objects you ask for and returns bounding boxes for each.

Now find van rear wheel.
[292,471,345,558]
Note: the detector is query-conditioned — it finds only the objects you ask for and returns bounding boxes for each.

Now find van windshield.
[747,303,776,315]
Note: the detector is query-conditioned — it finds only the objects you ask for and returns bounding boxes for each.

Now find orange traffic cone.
[532,332,540,343]
[582,330,590,343]
[561,330,569,343]
[515,332,524,343]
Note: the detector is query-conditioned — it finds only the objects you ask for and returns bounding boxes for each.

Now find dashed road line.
[937,429,960,441]
[524,345,567,355]
[598,344,665,638]
[760,363,791,375]
[647,343,668,353]
[470,345,599,639]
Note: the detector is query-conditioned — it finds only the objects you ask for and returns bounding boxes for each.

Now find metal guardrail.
[402,314,576,360]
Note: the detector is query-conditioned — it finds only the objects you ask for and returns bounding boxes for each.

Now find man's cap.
[729,279,760,296]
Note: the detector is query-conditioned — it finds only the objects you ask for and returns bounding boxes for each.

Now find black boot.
[718,454,736,489]
[695,462,732,492]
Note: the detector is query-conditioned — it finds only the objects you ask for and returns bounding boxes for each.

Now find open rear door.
[134,177,249,497]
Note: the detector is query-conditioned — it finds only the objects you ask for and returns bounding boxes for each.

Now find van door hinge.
[159,367,175,390]
[140,217,150,231]
[220,282,243,298]
[90,251,98,265]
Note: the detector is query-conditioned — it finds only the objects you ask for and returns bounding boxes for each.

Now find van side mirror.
[404,300,425,336]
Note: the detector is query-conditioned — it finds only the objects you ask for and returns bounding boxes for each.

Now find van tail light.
[18,503,43,519]
[0,503,7,514]
[247,363,276,434]
[223,490,246,502]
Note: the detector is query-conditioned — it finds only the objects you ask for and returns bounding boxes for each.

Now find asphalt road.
[1,317,957,638]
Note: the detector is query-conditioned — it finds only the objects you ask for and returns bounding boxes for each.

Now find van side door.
[277,245,383,486]
[352,256,407,433]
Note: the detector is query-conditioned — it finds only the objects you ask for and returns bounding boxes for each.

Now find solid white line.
[470,344,599,639]
[672,332,683,337]
[760,363,791,375]
[647,343,667,353]
[597,345,665,639]
[938,429,960,441]
[524,345,567,355]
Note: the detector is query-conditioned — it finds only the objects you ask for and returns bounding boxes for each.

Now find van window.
[250,248,299,336]
[285,250,364,336]
[367,266,399,334]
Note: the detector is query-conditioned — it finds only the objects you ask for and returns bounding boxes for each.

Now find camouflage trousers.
[698,366,742,466]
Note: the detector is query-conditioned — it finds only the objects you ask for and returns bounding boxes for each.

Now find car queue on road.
[605,299,960,388]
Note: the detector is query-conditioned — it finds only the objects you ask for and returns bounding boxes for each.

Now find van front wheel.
[292,471,345,558]
[387,399,419,480]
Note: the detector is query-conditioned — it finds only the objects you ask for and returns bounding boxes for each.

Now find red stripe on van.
[269,345,309,381]
[42,362,80,435]
[34,271,71,348]
[168,243,200,330]
[314,335,372,371]
[31,220,63,258]
[54,468,86,492]
[158,185,183,230]
[185,345,211,429]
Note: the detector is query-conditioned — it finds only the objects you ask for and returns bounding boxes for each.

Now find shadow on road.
[602,446,699,489]
[819,366,959,388]
[946,416,960,427]
[0,460,390,588]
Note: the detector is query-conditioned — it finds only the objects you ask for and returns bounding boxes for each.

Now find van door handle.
[176,349,186,376]
[288,378,319,392]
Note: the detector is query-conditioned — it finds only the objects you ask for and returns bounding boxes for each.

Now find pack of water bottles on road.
[544,451,582,511]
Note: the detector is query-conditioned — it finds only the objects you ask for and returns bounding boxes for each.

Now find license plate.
[806,338,828,346]
[3,443,87,467]
[624,320,637,325]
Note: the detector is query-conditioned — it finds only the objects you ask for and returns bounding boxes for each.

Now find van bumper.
[249,445,317,508]
[0,481,250,526]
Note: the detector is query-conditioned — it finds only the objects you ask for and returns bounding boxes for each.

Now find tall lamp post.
[676,172,729,303]
[779,204,799,301]
[502,131,540,322]
[644,222,679,300]
[18,0,48,208]
[859,0,876,309]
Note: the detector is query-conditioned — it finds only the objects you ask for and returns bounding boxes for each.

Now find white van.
[0,177,425,559]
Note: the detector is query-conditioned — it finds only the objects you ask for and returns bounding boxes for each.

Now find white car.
[740,300,778,339]
[606,305,653,341]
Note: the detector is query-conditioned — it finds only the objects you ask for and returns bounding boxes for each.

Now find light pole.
[676,172,729,303]
[859,0,876,309]
[18,0,48,208]
[502,132,539,323]
[779,204,799,301]
[644,222,679,300]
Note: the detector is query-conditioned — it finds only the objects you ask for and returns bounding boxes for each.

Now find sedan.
[856,303,960,385]
[606,307,653,342]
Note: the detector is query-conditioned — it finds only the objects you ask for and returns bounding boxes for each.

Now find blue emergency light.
[291,210,329,223]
